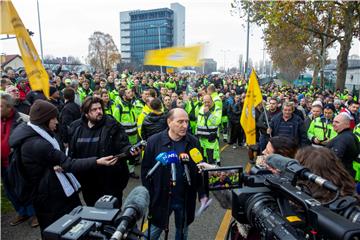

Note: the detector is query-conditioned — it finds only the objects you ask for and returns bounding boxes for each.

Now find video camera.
[43,186,150,240]
[203,154,360,240]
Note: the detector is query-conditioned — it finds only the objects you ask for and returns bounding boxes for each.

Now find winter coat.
[327,129,360,177]
[141,112,167,140]
[141,129,205,229]
[9,123,97,230]
[68,115,131,206]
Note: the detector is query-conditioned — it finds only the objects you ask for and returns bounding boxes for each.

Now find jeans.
[145,202,189,240]
[1,167,35,216]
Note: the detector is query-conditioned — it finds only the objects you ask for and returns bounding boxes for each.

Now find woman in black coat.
[9,100,117,232]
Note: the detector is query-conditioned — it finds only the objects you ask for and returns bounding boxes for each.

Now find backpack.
[7,146,37,205]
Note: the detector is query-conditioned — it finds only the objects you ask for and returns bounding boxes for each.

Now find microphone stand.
[180,174,188,240]
[146,175,154,240]
[164,165,175,240]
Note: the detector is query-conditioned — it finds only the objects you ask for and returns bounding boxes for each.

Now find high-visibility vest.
[307,117,337,142]
[113,99,137,136]
[196,105,222,139]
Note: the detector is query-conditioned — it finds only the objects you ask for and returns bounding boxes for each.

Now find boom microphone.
[146,152,168,179]
[167,151,179,186]
[110,186,150,240]
[179,153,191,186]
[267,154,338,192]
[189,148,203,164]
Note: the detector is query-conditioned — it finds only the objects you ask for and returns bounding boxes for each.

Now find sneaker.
[232,145,237,149]
[10,215,29,226]
[30,217,39,228]
[129,172,140,179]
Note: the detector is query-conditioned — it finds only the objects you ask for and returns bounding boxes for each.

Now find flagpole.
[262,102,272,138]
[36,0,44,61]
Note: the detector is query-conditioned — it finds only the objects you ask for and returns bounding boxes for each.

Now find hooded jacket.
[141,112,167,140]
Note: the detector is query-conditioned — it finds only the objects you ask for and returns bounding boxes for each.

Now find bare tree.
[87,31,121,72]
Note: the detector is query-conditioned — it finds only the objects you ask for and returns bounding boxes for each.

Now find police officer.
[196,95,222,165]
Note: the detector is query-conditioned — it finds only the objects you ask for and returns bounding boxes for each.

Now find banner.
[1,0,49,98]
[240,68,263,145]
[144,45,202,67]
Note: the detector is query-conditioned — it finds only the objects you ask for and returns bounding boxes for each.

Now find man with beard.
[113,89,139,179]
[68,97,141,206]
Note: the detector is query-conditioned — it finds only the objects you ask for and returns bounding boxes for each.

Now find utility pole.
[150,23,168,74]
[37,0,44,61]
[245,9,250,77]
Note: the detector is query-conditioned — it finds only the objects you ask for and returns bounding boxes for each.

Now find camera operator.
[295,146,359,203]
[256,136,298,173]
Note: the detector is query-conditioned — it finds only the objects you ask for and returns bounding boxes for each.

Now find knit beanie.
[29,100,58,125]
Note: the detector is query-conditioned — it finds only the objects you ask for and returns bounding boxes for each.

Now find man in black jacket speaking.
[141,108,208,240]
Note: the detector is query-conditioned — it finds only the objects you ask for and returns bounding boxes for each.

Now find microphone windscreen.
[266,154,298,172]
[189,148,203,163]
[122,186,150,219]
[155,152,168,165]
[167,151,179,164]
[179,153,190,162]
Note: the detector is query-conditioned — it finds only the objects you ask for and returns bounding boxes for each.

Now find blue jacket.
[270,112,310,146]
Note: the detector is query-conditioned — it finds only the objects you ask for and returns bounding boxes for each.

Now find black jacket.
[257,109,280,134]
[228,102,242,123]
[141,130,205,229]
[327,129,360,177]
[141,112,167,140]
[14,100,31,115]
[269,113,310,146]
[59,101,81,143]
[68,115,131,206]
[9,123,97,230]
[25,90,46,105]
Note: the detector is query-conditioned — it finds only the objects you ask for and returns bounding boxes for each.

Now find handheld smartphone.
[203,166,243,194]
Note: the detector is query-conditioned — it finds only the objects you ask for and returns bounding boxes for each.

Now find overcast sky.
[2,0,359,69]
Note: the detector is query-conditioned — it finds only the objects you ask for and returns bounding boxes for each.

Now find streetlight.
[149,22,168,74]
[220,49,230,73]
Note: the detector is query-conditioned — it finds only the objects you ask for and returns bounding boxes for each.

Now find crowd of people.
[1,66,360,239]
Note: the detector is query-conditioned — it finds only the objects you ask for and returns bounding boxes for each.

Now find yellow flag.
[240,69,263,145]
[144,45,202,67]
[1,0,49,98]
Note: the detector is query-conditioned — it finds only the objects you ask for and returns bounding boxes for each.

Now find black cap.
[323,103,336,112]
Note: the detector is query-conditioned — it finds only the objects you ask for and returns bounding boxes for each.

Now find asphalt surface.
[1,144,250,240]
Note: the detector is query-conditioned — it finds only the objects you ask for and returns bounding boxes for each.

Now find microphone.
[110,186,150,240]
[167,151,179,186]
[179,153,191,186]
[267,154,338,192]
[189,148,203,164]
[146,152,168,179]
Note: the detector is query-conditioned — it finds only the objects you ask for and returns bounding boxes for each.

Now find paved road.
[1,144,250,240]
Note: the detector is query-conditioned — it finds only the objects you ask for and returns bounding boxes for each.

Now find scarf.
[27,122,81,197]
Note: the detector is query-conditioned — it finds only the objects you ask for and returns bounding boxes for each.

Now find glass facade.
[122,9,174,64]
